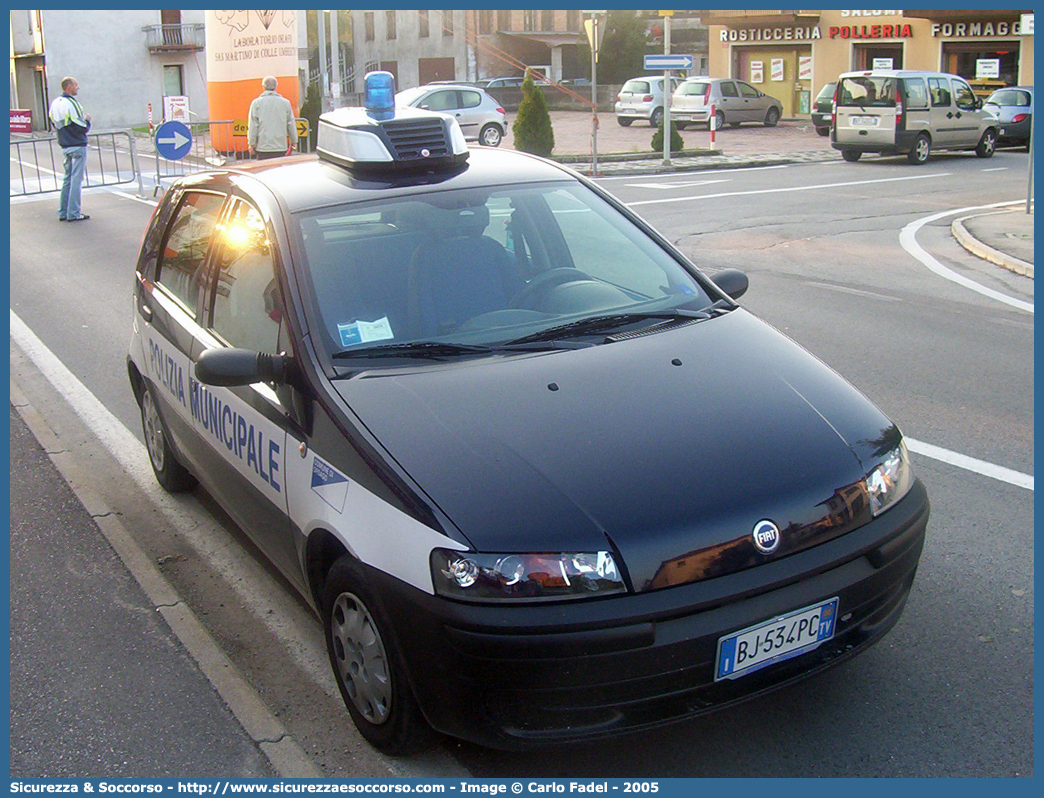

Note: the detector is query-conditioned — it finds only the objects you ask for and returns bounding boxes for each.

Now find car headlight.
[865,440,915,517]
[431,549,626,602]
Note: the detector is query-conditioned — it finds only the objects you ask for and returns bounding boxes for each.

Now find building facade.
[704,9,1035,118]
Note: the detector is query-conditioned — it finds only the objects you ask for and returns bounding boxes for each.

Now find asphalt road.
[8,147,1034,777]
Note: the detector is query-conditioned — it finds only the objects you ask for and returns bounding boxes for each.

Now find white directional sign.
[154,120,193,161]
[644,54,694,70]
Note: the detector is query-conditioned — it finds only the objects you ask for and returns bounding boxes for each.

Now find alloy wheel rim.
[330,592,392,724]
[142,391,165,471]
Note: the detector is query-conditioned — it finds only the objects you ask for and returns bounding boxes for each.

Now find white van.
[832,70,998,164]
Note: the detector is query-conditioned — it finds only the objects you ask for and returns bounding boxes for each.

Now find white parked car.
[396,84,507,147]
[615,75,682,127]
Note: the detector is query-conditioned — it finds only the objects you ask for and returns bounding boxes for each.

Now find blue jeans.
[59,145,87,219]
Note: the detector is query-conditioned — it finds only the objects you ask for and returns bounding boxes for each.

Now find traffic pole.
[709,103,716,148]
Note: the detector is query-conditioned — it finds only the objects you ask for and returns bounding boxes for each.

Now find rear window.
[622,80,650,94]
[677,82,709,96]
[987,89,1031,107]
[815,83,836,101]
[838,76,897,108]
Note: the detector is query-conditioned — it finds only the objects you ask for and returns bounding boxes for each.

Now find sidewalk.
[952,206,1035,278]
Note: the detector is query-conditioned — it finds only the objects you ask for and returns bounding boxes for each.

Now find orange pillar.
[205,10,300,153]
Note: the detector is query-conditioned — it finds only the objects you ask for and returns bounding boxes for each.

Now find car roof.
[186,148,576,214]
[414,83,485,91]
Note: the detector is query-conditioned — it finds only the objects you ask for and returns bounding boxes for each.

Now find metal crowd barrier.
[151,119,313,195]
[9,130,143,197]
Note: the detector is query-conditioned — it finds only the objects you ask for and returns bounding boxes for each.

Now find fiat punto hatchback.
[128,91,929,754]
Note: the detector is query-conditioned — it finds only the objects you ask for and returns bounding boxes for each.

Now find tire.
[323,556,433,755]
[841,149,862,162]
[479,123,502,147]
[140,384,197,492]
[617,117,633,127]
[907,133,930,165]
[714,109,725,131]
[816,126,829,137]
[764,107,780,127]
[975,129,997,158]
[650,107,664,128]
[728,122,741,128]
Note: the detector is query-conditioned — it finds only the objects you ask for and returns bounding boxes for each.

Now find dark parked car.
[984,86,1033,150]
[812,81,837,136]
[128,95,929,755]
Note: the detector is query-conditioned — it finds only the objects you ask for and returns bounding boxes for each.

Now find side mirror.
[711,268,749,301]
[195,348,292,387]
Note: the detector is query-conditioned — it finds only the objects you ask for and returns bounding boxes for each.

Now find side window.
[720,82,739,98]
[157,191,226,315]
[210,201,287,355]
[424,90,458,112]
[928,78,952,108]
[738,82,759,99]
[902,78,929,109]
[952,79,977,111]
[460,90,482,109]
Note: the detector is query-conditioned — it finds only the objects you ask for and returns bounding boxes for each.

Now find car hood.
[335,310,898,592]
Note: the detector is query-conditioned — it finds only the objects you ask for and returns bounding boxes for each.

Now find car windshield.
[838,77,896,108]
[395,87,429,106]
[294,182,717,362]
[986,89,1031,107]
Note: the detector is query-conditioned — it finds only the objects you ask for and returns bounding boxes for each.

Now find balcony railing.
[142,23,205,52]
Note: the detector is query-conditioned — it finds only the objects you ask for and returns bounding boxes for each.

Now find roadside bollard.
[710,103,716,148]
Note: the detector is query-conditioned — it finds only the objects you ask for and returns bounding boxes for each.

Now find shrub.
[651,119,684,154]
[512,73,555,157]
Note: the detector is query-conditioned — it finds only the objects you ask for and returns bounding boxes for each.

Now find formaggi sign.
[931,21,1023,37]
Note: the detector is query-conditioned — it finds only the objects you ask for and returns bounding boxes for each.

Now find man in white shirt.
[248,76,297,159]
[48,76,92,221]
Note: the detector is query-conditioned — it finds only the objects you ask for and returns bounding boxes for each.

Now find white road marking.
[112,189,159,206]
[597,164,790,181]
[804,281,902,302]
[906,438,1033,491]
[980,167,1008,172]
[626,172,950,207]
[626,179,730,190]
[899,200,1033,313]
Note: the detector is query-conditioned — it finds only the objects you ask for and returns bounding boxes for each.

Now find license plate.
[622,109,637,115]
[673,114,693,121]
[851,115,879,127]
[715,597,839,681]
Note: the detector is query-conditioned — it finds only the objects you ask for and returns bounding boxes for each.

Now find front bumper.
[376,479,929,750]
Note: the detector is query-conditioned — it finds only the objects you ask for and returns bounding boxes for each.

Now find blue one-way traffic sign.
[643,54,694,70]
[155,120,193,161]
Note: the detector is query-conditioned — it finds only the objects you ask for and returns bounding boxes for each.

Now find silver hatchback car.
[671,77,783,130]
[615,75,682,127]
[396,84,507,147]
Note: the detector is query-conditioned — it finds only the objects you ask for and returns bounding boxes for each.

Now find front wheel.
[141,385,196,492]
[841,149,862,162]
[975,129,997,158]
[617,117,633,127]
[650,107,664,128]
[479,123,502,147]
[907,133,931,164]
[764,107,780,127]
[323,556,432,755]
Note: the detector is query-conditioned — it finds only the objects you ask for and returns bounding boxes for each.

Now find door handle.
[947,112,954,119]
[140,304,153,322]
[955,112,963,118]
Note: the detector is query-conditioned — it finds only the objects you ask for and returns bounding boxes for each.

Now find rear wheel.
[323,556,433,755]
[764,107,780,127]
[650,107,664,128]
[714,109,725,130]
[141,385,197,492]
[975,129,997,158]
[841,149,862,162]
[479,123,502,147]
[617,117,633,127]
[816,126,829,137]
[907,133,930,164]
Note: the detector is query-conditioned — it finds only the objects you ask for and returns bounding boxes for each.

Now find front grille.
[381,118,450,160]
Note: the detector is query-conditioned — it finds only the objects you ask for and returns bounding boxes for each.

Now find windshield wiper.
[505,308,713,346]
[331,339,565,361]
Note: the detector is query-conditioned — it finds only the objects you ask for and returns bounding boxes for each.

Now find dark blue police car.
[128,74,929,754]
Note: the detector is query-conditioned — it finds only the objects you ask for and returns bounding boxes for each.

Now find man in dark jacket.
[48,76,92,221]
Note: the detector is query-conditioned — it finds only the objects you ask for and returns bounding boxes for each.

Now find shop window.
[386,11,396,40]
[419,10,429,38]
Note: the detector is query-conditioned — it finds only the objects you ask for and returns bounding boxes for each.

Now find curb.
[951,211,1035,279]
[9,379,325,779]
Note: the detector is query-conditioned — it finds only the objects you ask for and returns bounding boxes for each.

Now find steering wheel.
[510,268,591,311]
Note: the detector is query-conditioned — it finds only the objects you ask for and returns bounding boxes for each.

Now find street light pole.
[662,11,672,166]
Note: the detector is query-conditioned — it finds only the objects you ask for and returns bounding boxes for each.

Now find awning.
[496,30,586,48]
